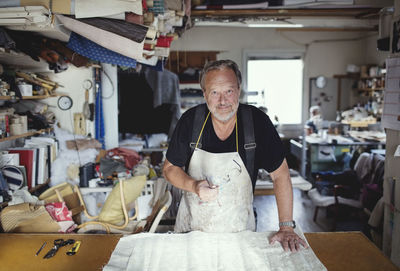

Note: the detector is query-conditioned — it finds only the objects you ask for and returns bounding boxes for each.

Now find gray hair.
[199,59,242,91]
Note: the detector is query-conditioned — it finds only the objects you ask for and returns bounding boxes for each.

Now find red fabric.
[45,202,73,222]
[106,147,141,169]
[125,12,144,25]
[156,36,174,48]
[45,202,76,233]
[142,0,147,11]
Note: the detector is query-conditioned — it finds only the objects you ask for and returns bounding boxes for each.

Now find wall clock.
[315,76,327,89]
[57,95,73,110]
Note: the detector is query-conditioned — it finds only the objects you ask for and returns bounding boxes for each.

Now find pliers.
[43,239,75,259]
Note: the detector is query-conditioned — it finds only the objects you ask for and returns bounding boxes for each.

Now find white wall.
[47,66,94,136]
[171,26,382,124]
[364,35,391,65]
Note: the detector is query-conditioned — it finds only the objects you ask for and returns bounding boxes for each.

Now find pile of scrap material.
[347,130,386,143]
[0,1,191,71]
[0,27,90,72]
[0,6,51,28]
[15,72,62,96]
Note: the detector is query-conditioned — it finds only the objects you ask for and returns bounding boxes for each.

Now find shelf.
[356,88,384,92]
[359,76,385,79]
[333,74,360,79]
[333,74,385,80]
[80,187,113,195]
[191,8,381,19]
[0,128,51,142]
[0,95,57,100]
[141,147,168,153]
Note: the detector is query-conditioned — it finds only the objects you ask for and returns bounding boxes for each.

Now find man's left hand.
[269,228,308,252]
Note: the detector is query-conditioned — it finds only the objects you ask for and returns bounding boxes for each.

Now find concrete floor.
[253,189,367,233]
[158,188,367,234]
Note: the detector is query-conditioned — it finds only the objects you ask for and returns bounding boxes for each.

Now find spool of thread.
[10,117,20,124]
[20,115,27,133]
[9,123,23,136]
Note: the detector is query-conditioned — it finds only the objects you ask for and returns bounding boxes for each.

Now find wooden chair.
[309,152,384,230]
[75,180,171,234]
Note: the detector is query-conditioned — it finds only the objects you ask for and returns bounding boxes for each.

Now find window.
[246,55,303,125]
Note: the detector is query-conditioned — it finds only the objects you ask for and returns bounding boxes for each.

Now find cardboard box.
[20,0,71,14]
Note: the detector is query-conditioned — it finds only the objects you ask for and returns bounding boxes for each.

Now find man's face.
[203,68,240,123]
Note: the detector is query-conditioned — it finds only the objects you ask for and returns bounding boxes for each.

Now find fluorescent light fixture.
[247,23,303,28]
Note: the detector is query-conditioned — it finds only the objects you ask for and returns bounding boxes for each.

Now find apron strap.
[190,104,207,150]
[189,104,255,182]
[242,106,257,183]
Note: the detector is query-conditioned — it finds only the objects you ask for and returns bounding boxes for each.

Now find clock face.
[315,76,327,89]
[57,96,73,110]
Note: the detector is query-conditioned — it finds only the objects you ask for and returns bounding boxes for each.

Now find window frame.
[242,49,306,135]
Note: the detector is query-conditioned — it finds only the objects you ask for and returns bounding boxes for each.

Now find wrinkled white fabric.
[103,230,327,271]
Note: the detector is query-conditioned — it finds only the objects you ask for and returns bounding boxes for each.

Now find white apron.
[174,112,256,233]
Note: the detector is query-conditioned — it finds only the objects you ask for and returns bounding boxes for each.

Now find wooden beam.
[276,26,378,32]
[191,8,381,18]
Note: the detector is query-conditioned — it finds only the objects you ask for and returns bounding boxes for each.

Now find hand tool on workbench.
[43,239,75,259]
[67,241,81,256]
[35,242,46,256]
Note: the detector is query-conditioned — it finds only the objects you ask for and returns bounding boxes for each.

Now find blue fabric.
[95,71,105,149]
[67,32,137,68]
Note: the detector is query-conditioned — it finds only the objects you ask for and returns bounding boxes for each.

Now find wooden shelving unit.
[356,87,385,92]
[333,73,385,111]
[0,95,57,100]
[0,128,51,143]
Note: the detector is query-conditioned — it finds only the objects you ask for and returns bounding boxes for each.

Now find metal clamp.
[244,143,256,149]
[189,142,202,149]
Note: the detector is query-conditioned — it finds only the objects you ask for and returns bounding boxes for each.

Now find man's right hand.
[194,180,219,202]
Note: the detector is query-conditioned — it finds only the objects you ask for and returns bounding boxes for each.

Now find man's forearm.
[270,159,294,225]
[163,159,197,193]
[274,174,294,224]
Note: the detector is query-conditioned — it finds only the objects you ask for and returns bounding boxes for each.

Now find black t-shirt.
[166,103,285,190]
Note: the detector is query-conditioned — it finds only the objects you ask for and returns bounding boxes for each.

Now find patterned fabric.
[77,17,148,43]
[1,165,24,191]
[56,14,144,61]
[67,32,137,68]
[148,0,165,14]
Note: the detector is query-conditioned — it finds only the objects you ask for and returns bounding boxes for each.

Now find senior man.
[163,59,307,252]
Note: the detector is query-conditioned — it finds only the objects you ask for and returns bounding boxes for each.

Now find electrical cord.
[101,69,115,100]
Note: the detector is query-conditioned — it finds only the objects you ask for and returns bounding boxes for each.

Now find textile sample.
[104,230,326,271]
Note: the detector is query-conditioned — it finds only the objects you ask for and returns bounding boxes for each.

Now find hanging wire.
[101,69,115,100]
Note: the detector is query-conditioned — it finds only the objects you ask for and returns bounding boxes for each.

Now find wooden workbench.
[0,233,121,271]
[304,232,399,271]
[0,232,398,271]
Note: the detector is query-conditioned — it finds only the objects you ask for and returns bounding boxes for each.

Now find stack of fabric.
[0,0,192,71]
